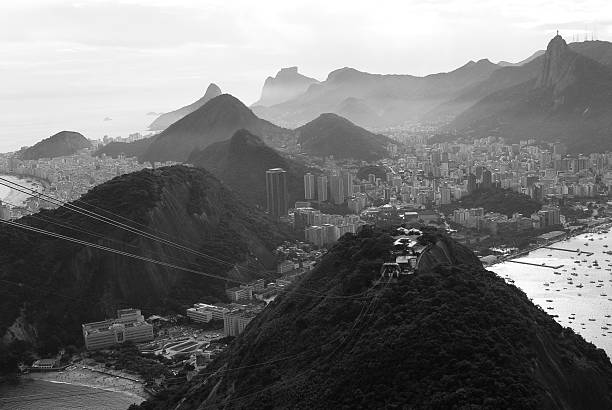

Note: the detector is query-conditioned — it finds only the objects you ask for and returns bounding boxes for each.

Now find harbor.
[490,228,612,357]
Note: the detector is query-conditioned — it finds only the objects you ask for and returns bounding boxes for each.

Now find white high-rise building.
[304,173,316,200]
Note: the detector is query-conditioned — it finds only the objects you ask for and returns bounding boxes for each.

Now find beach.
[0,174,42,207]
[1,365,147,409]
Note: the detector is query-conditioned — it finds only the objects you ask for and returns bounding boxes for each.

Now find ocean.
[0,379,142,410]
[489,229,612,356]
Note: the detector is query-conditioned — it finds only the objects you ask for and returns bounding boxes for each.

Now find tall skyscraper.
[329,174,344,205]
[481,169,492,188]
[304,173,316,200]
[341,170,354,198]
[467,173,477,193]
[266,168,288,219]
[317,175,328,202]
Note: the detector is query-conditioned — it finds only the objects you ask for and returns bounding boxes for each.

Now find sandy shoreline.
[23,365,148,404]
[0,174,42,207]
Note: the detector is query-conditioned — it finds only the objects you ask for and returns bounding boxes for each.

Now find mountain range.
[0,166,289,352]
[296,113,395,161]
[96,95,394,164]
[252,59,501,128]
[248,38,612,153]
[450,35,612,152]
[148,83,222,131]
[19,131,91,160]
[138,227,612,409]
[188,129,309,208]
[141,94,295,163]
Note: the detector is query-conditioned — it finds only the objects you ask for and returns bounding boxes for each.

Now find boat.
[577,284,583,288]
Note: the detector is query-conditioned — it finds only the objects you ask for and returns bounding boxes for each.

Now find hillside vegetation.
[188,129,309,208]
[442,187,542,217]
[138,227,612,409]
[19,131,91,160]
[0,166,290,358]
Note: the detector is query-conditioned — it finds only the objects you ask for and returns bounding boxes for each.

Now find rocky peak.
[275,66,299,78]
[254,67,319,106]
[535,34,577,94]
[201,83,222,101]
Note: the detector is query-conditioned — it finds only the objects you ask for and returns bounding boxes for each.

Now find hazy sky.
[1,0,611,150]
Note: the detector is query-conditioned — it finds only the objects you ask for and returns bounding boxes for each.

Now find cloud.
[0,1,245,49]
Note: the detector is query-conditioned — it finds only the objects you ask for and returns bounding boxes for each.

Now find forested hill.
[138,227,612,409]
[188,129,309,208]
[0,166,289,354]
[441,186,542,217]
[19,131,91,160]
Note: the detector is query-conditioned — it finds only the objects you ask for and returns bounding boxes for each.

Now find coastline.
[486,218,612,266]
[0,173,44,207]
[22,365,148,404]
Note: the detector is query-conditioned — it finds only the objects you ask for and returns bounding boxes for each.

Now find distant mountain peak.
[535,34,576,93]
[326,67,364,82]
[148,82,222,131]
[465,58,493,67]
[200,83,222,101]
[143,93,292,163]
[296,113,395,160]
[277,66,299,76]
[254,67,318,107]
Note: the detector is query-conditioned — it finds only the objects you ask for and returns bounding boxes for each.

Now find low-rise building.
[31,358,59,370]
[82,308,153,350]
[186,303,229,323]
[225,286,253,302]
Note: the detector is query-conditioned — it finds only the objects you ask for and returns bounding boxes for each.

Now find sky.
[1,0,612,151]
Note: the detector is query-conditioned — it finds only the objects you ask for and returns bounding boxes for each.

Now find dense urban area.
[2,130,611,395]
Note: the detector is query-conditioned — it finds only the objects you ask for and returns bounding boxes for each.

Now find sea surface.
[0,379,141,410]
[489,230,612,356]
[0,175,42,207]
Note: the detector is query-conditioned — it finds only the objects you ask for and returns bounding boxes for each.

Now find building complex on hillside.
[223,308,259,337]
[186,303,230,323]
[225,279,265,302]
[82,308,153,350]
